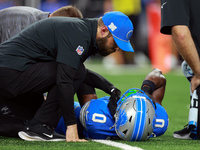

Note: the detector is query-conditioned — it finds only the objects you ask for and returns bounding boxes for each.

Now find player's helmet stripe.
[131,98,147,141]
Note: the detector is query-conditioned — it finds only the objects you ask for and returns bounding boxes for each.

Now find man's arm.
[56,63,87,142]
[78,69,121,108]
[83,69,115,95]
[172,25,200,93]
[141,68,166,105]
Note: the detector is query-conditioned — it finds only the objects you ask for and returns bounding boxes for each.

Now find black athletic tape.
[141,86,152,95]
[141,80,156,94]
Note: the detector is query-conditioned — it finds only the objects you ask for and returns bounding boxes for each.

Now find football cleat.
[173,124,197,140]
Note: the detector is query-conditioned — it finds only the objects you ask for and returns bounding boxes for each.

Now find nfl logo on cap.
[102,11,134,52]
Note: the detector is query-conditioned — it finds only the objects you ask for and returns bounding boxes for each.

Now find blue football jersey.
[55,97,168,139]
[80,96,118,139]
[150,103,169,137]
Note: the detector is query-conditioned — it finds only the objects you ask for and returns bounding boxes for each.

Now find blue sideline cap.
[102,11,134,52]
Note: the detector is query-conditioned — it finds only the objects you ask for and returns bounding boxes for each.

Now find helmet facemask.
[114,88,156,141]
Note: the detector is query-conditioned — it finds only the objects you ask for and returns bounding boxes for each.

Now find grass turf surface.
[1,64,200,150]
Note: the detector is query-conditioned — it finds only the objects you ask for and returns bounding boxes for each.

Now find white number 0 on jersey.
[92,113,106,123]
[155,119,165,128]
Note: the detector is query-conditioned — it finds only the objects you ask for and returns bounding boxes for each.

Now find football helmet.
[114,88,155,141]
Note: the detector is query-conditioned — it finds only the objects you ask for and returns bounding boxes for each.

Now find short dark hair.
[51,5,83,18]
[98,17,112,36]
[98,17,104,27]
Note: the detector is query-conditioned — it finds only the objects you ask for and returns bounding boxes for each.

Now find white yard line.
[93,140,144,150]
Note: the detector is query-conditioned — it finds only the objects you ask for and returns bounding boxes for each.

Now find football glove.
[108,88,121,118]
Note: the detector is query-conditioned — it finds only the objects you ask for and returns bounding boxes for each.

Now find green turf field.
[1,64,200,150]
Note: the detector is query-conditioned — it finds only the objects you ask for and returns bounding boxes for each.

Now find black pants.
[0,62,86,137]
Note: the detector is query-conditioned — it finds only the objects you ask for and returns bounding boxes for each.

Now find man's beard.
[96,37,116,56]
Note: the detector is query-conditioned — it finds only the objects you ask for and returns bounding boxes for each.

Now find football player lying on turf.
[0,69,118,139]
[54,68,169,141]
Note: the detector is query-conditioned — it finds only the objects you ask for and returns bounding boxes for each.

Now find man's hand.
[66,124,87,142]
[143,68,166,104]
[144,68,166,89]
[191,74,200,93]
[108,88,121,117]
[110,88,121,103]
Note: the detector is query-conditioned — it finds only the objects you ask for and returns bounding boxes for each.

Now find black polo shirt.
[0,17,98,126]
[0,17,98,71]
[160,0,200,55]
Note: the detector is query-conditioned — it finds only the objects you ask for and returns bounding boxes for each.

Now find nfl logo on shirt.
[76,46,84,55]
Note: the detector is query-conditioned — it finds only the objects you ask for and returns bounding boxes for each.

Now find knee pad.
[181,60,194,82]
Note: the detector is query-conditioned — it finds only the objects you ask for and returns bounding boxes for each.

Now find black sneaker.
[173,124,197,140]
[18,123,65,141]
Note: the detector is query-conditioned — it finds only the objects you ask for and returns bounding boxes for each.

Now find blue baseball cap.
[102,11,134,52]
